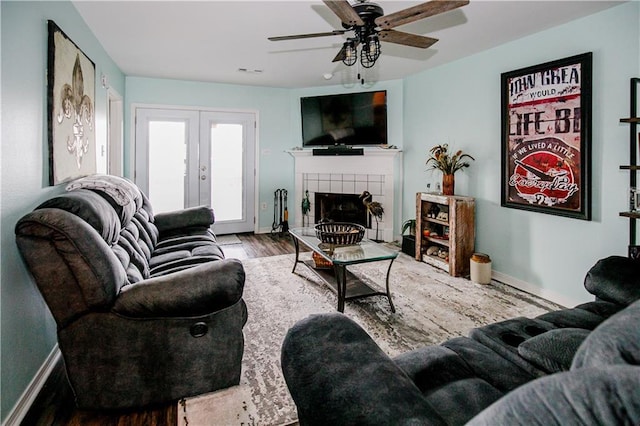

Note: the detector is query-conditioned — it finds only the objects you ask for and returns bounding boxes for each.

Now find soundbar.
[312,147,364,156]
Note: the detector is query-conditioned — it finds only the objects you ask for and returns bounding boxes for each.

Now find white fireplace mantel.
[287,148,403,242]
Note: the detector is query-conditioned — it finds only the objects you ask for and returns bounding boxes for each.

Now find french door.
[134,107,256,235]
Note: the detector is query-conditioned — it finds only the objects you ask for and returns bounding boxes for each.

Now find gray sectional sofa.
[281,255,640,425]
[15,174,247,409]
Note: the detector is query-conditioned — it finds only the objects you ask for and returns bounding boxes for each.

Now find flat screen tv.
[301,90,387,147]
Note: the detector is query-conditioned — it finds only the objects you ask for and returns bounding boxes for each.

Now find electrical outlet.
[260,202,267,211]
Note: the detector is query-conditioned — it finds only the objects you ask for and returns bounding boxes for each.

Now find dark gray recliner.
[15,174,247,409]
[281,256,640,425]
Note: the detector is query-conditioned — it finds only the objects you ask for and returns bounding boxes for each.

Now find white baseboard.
[2,345,61,426]
[492,270,582,308]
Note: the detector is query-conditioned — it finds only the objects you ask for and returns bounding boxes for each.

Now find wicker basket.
[314,222,365,245]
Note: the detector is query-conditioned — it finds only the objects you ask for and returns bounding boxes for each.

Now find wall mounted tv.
[301,90,387,147]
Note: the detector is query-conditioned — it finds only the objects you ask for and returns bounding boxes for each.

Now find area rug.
[178,251,562,426]
[215,234,242,245]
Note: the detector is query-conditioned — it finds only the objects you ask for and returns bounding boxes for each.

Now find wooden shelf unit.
[619,78,640,250]
[415,192,475,277]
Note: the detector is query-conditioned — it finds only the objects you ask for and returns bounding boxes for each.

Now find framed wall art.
[500,52,592,220]
[47,20,96,185]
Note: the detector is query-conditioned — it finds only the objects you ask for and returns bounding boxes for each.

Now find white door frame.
[131,103,260,233]
[107,88,124,176]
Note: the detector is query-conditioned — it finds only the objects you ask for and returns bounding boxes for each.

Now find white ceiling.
[73,1,623,89]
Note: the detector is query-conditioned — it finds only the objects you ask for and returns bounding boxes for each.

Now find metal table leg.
[385,258,396,313]
[334,264,346,313]
[291,234,300,273]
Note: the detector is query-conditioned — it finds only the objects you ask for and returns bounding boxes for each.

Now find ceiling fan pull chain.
[357,61,364,85]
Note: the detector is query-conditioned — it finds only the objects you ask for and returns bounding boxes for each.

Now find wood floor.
[22,233,296,426]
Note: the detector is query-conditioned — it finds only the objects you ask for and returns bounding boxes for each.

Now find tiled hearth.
[288,148,403,242]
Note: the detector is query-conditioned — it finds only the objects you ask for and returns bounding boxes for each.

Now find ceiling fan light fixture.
[360,43,378,68]
[342,40,357,67]
[364,34,380,63]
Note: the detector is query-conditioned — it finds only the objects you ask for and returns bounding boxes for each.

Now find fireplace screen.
[315,192,368,227]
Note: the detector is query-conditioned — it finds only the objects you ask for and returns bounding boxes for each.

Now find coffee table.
[289,227,398,313]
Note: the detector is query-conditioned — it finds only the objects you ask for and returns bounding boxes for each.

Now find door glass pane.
[148,120,186,213]
[210,124,243,222]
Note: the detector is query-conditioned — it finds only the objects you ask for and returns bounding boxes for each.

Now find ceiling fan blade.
[378,30,438,49]
[375,0,469,29]
[332,45,347,62]
[323,0,364,27]
[268,30,347,41]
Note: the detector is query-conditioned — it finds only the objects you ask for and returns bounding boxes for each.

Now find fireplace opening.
[315,193,368,227]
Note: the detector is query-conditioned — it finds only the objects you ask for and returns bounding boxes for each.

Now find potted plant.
[402,219,416,236]
[426,144,474,195]
[401,219,416,256]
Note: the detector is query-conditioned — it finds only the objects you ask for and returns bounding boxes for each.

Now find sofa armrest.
[154,206,214,233]
[281,313,445,426]
[113,259,244,317]
[584,256,640,305]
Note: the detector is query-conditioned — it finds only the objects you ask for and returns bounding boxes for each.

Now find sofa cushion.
[584,255,640,305]
[467,366,640,426]
[442,337,538,392]
[426,378,503,425]
[150,243,224,276]
[154,206,214,234]
[36,190,121,245]
[66,174,144,226]
[116,234,150,282]
[517,328,590,373]
[571,298,640,369]
[535,306,607,330]
[394,345,504,424]
[155,233,218,252]
[394,345,478,393]
[573,300,625,317]
[469,317,555,377]
[133,210,159,248]
[113,259,245,317]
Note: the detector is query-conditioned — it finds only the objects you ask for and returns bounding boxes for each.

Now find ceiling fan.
[269,0,469,70]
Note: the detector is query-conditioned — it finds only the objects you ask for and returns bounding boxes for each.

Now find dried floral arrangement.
[426,144,475,175]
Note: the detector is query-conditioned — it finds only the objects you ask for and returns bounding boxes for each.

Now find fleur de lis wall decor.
[47,20,97,185]
[57,53,94,169]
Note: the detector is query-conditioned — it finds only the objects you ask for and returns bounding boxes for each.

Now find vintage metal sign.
[501,53,592,220]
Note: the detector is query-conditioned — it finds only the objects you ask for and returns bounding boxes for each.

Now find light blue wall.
[0,1,125,420]
[403,1,640,306]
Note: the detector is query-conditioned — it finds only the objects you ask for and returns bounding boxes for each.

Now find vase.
[442,174,455,195]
